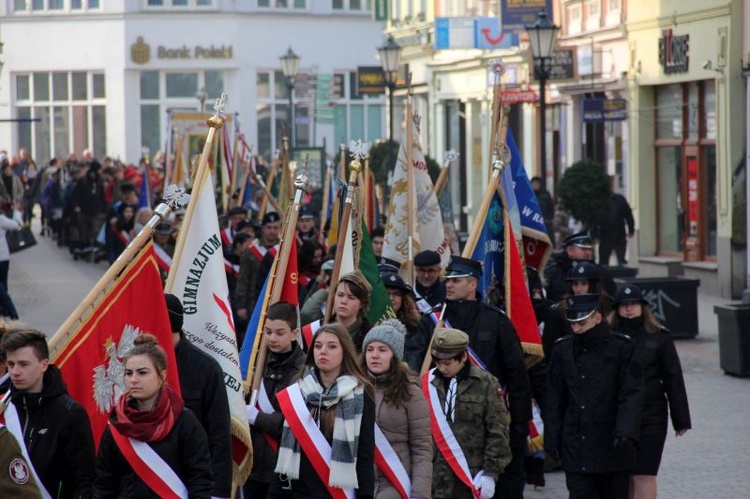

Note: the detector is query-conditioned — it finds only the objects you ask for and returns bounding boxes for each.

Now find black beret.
[262,211,281,225]
[414,250,441,267]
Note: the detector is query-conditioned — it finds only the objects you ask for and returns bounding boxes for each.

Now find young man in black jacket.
[1,327,96,499]
[546,293,645,499]
[413,256,532,499]
[166,293,233,499]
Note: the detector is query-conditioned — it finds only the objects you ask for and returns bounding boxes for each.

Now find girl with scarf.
[105,202,136,264]
[608,284,691,499]
[268,323,376,499]
[331,271,372,352]
[360,319,432,499]
[95,334,213,498]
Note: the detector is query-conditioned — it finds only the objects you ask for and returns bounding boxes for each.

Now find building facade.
[0,0,385,164]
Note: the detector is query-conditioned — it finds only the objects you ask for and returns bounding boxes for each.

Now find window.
[258,0,306,9]
[14,71,107,159]
[333,0,372,10]
[585,0,600,31]
[145,0,214,7]
[605,0,621,25]
[567,3,582,35]
[166,73,198,98]
[48,0,63,9]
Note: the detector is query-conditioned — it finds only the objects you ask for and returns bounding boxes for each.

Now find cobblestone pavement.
[8,234,750,498]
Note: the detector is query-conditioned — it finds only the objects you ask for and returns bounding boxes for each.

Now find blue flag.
[137,170,150,209]
[239,272,270,380]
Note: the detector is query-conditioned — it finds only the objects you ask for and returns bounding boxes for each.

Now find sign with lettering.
[435,17,519,50]
[531,48,576,81]
[581,98,627,122]
[130,37,233,64]
[658,29,689,74]
[357,66,387,95]
[501,0,553,33]
[502,89,538,104]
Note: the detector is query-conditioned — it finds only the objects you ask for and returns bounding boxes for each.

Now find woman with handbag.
[0,201,22,319]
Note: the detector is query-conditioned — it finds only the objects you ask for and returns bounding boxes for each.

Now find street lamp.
[280,46,300,148]
[525,10,559,192]
[378,35,402,147]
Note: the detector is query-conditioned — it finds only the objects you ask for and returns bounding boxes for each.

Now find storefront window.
[17,107,32,151]
[205,71,224,99]
[53,73,68,101]
[656,84,681,140]
[257,103,272,158]
[166,73,198,98]
[16,75,30,101]
[705,146,717,256]
[657,147,682,254]
[140,72,159,100]
[34,73,50,101]
[34,106,51,161]
[257,73,270,99]
[687,84,699,140]
[72,72,87,100]
[704,81,716,140]
[140,105,161,163]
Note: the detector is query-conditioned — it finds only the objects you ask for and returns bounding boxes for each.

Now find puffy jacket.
[95,408,213,498]
[176,337,233,498]
[8,365,96,499]
[250,344,306,483]
[371,375,432,499]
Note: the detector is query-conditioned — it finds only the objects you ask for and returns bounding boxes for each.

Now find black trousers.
[565,471,629,499]
[243,479,269,498]
[598,237,627,266]
[493,438,526,498]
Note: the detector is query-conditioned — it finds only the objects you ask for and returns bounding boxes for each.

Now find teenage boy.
[424,327,511,499]
[244,302,306,498]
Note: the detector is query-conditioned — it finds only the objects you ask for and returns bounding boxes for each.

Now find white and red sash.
[301,319,322,349]
[374,424,411,499]
[153,243,172,273]
[109,423,188,499]
[276,384,355,499]
[113,224,134,247]
[413,288,434,314]
[256,382,279,451]
[220,227,233,248]
[224,259,240,278]
[3,402,53,499]
[249,241,279,262]
[421,369,482,499]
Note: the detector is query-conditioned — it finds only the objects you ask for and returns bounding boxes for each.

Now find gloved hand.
[613,437,635,449]
[246,404,259,425]
[478,475,496,499]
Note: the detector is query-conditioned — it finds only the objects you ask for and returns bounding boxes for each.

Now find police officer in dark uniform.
[546,293,644,499]
[413,256,532,499]
[413,250,446,314]
[544,232,616,303]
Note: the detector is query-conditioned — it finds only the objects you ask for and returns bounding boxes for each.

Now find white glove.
[246,404,259,425]
[478,475,495,499]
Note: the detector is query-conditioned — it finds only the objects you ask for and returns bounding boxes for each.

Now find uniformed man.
[427,327,511,499]
[414,256,532,499]
[546,293,644,499]
[413,250,446,313]
[544,232,616,303]
[296,205,318,243]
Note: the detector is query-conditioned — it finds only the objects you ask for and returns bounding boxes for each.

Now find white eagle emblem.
[9,458,29,485]
[92,325,142,413]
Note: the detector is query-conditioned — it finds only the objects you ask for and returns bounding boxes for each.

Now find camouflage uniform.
[431,364,512,498]
[0,426,43,498]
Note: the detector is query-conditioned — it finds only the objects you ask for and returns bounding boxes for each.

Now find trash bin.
[714,303,750,377]
[607,266,639,279]
[613,277,700,338]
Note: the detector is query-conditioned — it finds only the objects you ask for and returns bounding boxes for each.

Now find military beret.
[299,205,315,219]
[431,328,470,359]
[444,256,482,280]
[563,232,593,249]
[414,250,441,267]
[262,211,281,225]
[565,293,600,322]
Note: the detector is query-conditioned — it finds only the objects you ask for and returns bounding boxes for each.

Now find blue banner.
[471,192,505,306]
[239,272,270,380]
[507,131,547,236]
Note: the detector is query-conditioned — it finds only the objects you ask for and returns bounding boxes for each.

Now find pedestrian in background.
[596,186,635,267]
[530,176,555,247]
[608,284,691,499]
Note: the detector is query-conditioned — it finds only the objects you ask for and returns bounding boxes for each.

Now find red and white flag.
[52,243,180,446]
[166,171,253,481]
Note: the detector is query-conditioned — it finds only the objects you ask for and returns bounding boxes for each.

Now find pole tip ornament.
[348,139,371,161]
[492,144,511,173]
[207,92,227,130]
[294,173,309,190]
[444,149,459,163]
[163,184,191,210]
[348,159,362,174]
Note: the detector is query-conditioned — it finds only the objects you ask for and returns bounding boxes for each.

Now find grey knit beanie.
[362,318,407,360]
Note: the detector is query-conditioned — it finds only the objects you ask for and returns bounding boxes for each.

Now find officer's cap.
[444,256,482,280]
[381,272,412,295]
[564,232,593,249]
[566,261,600,282]
[262,211,281,225]
[565,293,601,322]
[613,283,647,306]
[299,205,315,219]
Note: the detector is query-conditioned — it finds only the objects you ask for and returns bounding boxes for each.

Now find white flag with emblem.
[166,172,252,480]
[383,118,450,268]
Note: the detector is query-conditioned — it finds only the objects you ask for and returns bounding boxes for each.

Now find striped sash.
[3,403,53,499]
[374,424,410,499]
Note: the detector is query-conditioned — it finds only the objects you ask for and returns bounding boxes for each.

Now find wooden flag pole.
[248,173,308,404]
[256,148,282,221]
[405,79,416,287]
[323,160,361,324]
[254,173,283,214]
[48,202,174,355]
[228,117,241,208]
[319,165,332,245]
[433,153,456,197]
[164,96,227,292]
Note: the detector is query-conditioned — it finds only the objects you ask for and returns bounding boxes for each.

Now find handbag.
[7,226,37,253]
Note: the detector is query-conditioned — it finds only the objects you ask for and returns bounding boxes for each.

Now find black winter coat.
[267,392,376,499]
[413,298,532,423]
[8,365,96,499]
[597,193,635,242]
[95,408,213,498]
[176,337,233,498]
[613,319,691,430]
[71,171,106,215]
[414,280,446,310]
[546,322,645,474]
[250,344,306,483]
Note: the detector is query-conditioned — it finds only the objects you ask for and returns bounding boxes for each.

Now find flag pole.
[318,164,332,245]
[247,172,308,405]
[164,94,228,292]
[48,202,175,356]
[229,116,241,207]
[433,152,456,197]
[253,173,283,214]
[256,148,282,221]
[405,79,416,287]
[323,160,361,324]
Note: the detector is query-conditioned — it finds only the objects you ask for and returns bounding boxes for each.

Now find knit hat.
[164,293,183,332]
[362,319,407,360]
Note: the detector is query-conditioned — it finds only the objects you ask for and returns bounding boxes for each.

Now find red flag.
[53,242,180,447]
[506,224,544,360]
[280,237,300,305]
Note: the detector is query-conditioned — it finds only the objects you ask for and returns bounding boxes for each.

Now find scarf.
[275,366,365,489]
[112,386,184,442]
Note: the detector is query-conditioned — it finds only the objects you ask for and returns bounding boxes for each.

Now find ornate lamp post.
[280,46,300,148]
[525,10,559,192]
[377,35,402,146]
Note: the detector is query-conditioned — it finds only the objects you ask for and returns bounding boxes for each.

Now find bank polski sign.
[130,36,233,65]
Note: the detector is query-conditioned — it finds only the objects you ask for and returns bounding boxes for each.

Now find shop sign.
[501,0,553,33]
[581,98,627,122]
[658,29,689,74]
[435,17,518,50]
[501,89,538,104]
[357,66,386,95]
[531,48,576,82]
[130,37,233,64]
